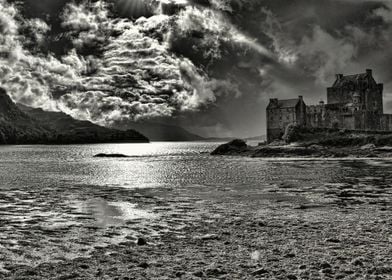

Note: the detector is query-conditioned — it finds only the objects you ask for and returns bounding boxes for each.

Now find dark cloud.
[1,0,392,137]
[0,0,241,128]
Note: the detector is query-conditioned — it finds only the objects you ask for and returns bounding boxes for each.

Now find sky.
[1,0,392,137]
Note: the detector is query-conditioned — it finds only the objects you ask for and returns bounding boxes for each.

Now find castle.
[267,69,392,143]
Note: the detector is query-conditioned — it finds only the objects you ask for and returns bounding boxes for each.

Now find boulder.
[211,139,248,155]
[138,262,149,269]
[136,237,147,246]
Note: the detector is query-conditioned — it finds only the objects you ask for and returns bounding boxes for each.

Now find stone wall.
[296,98,307,126]
[306,108,392,132]
[380,114,392,131]
[266,99,307,142]
[267,107,298,142]
[306,105,326,128]
[306,104,345,129]
[327,84,383,114]
[327,87,353,105]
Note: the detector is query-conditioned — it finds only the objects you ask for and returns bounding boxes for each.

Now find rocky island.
[212,127,392,158]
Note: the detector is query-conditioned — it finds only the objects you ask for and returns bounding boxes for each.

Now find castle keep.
[267,69,392,142]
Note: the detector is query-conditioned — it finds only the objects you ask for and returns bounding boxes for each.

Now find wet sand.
[1,173,392,280]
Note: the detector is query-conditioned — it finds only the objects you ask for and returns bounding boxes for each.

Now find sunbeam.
[115,0,154,17]
[115,0,188,17]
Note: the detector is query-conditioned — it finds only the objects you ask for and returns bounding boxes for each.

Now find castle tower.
[327,69,383,114]
[266,96,307,143]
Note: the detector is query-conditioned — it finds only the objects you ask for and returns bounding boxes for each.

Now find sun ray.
[115,0,188,17]
[115,0,153,18]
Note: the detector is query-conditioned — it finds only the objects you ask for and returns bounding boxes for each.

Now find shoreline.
[1,143,392,279]
[211,139,392,158]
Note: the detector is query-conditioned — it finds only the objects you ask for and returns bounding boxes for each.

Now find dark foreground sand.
[1,180,392,280]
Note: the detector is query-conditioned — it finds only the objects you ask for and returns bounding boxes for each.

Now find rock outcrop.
[211,138,392,158]
[93,154,130,158]
[211,139,249,155]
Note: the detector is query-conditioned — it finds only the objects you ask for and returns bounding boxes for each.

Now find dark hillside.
[0,89,52,144]
[0,88,149,144]
[18,104,149,144]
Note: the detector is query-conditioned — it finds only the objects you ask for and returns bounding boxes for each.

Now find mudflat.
[1,177,391,279]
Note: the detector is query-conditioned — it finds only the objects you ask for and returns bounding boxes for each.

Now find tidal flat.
[1,173,392,279]
[0,144,392,279]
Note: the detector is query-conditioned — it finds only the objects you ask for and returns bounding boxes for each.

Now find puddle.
[76,199,157,227]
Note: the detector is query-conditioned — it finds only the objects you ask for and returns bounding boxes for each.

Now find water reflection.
[78,199,156,227]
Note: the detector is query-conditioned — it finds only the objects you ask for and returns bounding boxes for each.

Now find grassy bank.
[284,126,392,147]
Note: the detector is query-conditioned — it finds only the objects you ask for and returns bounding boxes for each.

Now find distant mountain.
[246,135,267,141]
[120,122,205,141]
[204,135,267,142]
[0,88,149,144]
[204,137,236,142]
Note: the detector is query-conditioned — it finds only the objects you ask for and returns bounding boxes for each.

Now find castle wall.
[306,105,326,128]
[296,99,307,126]
[267,107,298,142]
[380,114,392,131]
[305,105,392,131]
[342,114,356,130]
[266,100,307,142]
[306,104,346,129]
[361,112,381,130]
[362,84,384,114]
[327,87,353,105]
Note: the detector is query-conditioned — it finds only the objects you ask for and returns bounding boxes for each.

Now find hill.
[0,88,149,144]
[0,89,53,144]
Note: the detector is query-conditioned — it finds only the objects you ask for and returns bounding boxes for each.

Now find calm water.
[1,141,392,190]
[1,142,392,268]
